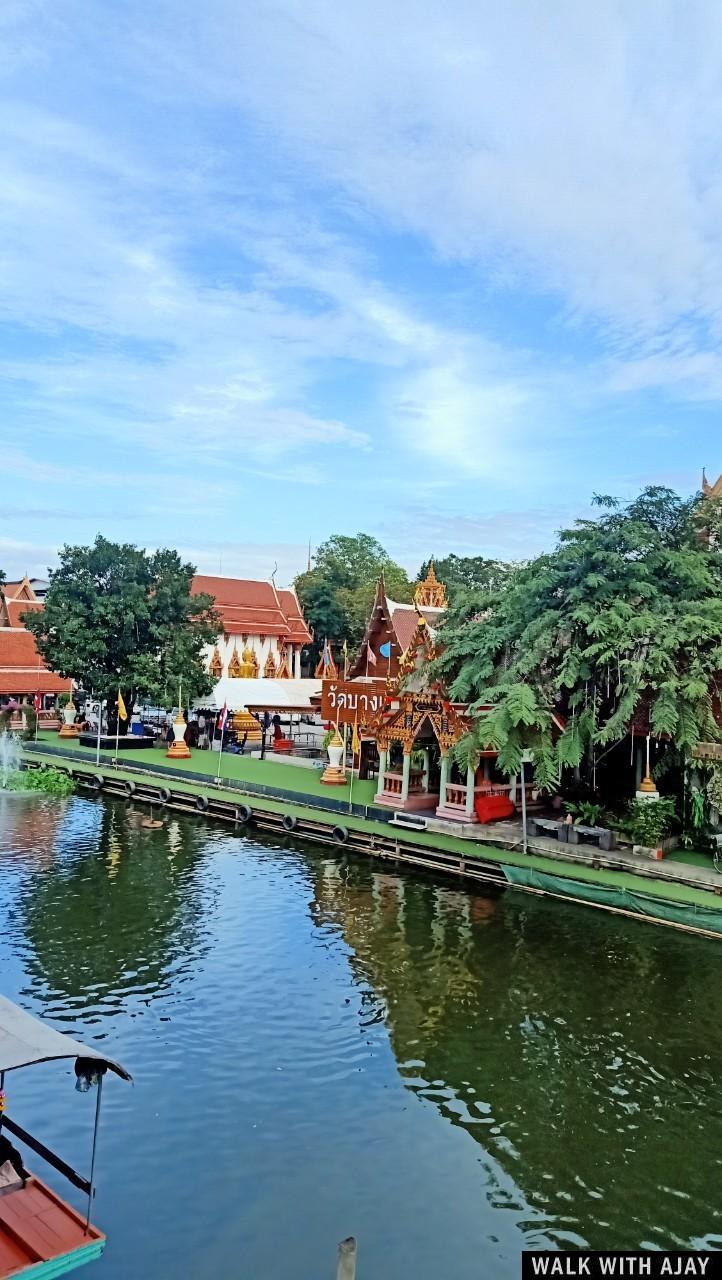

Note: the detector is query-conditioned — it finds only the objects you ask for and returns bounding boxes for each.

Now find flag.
[218,702,228,732]
[322,638,331,670]
[351,718,360,755]
[379,641,392,659]
[367,646,377,666]
[117,690,128,721]
[33,692,42,714]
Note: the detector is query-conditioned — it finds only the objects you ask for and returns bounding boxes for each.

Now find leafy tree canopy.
[417,554,511,602]
[24,536,218,722]
[295,533,412,657]
[435,488,722,788]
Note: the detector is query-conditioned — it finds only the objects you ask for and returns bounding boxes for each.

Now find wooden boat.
[0,996,131,1277]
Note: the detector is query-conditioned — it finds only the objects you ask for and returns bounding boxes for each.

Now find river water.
[0,791,720,1278]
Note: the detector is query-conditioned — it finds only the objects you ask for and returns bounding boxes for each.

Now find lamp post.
[521,749,533,854]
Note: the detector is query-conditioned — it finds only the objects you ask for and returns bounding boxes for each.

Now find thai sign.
[321,678,388,725]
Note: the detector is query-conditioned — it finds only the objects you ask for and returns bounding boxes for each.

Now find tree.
[24,537,218,732]
[295,533,413,661]
[417,554,511,602]
[435,487,722,789]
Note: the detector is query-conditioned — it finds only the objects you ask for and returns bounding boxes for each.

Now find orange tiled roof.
[0,629,71,694]
[192,575,311,642]
[277,588,312,644]
[7,600,42,626]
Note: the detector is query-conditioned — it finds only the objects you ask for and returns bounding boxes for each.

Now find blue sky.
[2,0,722,585]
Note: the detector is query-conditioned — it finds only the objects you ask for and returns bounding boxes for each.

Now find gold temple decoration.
[227,646,243,678]
[264,651,277,678]
[414,561,447,610]
[238,645,259,678]
[209,646,223,678]
[232,708,262,742]
[276,645,292,679]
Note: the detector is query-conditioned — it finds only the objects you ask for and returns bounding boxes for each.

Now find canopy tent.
[194,677,321,714]
[0,995,131,1081]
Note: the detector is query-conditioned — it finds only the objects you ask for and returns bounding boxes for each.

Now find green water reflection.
[0,793,720,1279]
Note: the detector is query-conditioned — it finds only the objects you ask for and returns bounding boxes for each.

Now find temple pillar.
[293,646,301,679]
[439,753,449,806]
[377,749,388,794]
[401,751,412,804]
[483,757,491,781]
[465,764,476,818]
[421,749,430,792]
[634,740,643,790]
[509,774,518,805]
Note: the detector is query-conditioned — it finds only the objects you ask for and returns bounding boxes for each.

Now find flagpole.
[216,728,223,782]
[216,702,227,783]
[96,697,102,767]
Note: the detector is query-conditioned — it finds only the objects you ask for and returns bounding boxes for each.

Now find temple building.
[191,575,312,683]
[702,469,722,499]
[190,574,320,719]
[0,577,71,705]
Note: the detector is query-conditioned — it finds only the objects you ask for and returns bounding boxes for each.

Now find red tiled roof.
[7,600,42,625]
[390,606,422,653]
[192,575,311,641]
[0,629,71,694]
[277,588,312,644]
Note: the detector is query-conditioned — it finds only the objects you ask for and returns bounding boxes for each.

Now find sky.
[2,0,722,586]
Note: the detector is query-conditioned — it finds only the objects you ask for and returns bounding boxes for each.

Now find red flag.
[367,646,377,667]
[33,692,42,713]
[218,702,228,732]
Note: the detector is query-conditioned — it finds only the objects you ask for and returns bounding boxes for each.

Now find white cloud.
[129,0,722,360]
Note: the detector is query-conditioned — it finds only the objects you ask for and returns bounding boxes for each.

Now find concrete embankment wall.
[23,745,722,941]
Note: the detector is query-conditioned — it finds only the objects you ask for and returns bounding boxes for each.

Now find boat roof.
[0,996,131,1081]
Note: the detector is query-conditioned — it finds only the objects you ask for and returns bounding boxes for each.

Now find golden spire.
[414,561,447,609]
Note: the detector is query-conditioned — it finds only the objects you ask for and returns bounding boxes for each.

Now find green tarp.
[502,865,722,936]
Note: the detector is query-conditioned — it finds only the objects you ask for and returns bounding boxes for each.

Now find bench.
[389,812,428,831]
[566,823,617,852]
[528,817,568,843]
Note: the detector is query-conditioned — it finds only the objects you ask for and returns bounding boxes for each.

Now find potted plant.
[626,796,677,859]
[565,800,606,828]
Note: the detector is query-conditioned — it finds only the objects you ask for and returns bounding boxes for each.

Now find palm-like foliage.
[434,488,722,787]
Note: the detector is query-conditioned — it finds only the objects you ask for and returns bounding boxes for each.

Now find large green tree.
[24,536,218,731]
[435,488,722,789]
[295,533,412,661]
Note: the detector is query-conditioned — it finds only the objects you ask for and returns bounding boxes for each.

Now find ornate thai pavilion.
[343,564,520,823]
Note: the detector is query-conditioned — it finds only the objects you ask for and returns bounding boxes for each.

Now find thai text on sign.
[321,679,387,725]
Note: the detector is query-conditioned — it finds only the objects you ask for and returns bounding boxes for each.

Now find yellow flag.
[117,690,128,721]
[351,718,360,754]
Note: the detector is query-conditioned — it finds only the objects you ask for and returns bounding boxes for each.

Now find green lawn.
[35,731,378,806]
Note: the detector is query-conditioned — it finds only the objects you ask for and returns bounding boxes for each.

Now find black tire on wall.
[282,814,298,832]
[158,787,172,805]
[332,824,349,844]
[123,780,136,797]
[236,803,253,824]
[195,795,209,812]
